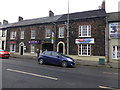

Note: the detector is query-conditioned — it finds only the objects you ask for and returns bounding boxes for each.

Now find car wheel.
[39,59,44,65]
[61,61,67,68]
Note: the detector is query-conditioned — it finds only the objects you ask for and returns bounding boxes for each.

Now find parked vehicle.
[38,51,75,68]
[0,49,10,59]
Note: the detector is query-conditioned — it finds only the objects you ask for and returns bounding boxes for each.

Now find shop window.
[78,44,91,56]
[112,46,120,59]
[79,25,91,37]
[58,27,64,38]
[31,44,35,53]
[10,44,16,52]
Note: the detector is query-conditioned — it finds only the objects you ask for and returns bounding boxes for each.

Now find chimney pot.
[18,16,23,21]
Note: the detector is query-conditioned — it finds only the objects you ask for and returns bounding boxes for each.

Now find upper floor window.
[20,31,24,39]
[31,30,36,39]
[45,28,51,38]
[10,31,16,39]
[79,25,91,37]
[59,27,64,38]
[2,30,6,37]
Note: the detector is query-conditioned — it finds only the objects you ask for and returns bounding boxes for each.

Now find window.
[78,44,91,56]
[31,44,35,53]
[10,44,16,52]
[79,25,91,37]
[112,46,120,59]
[10,31,16,39]
[31,30,36,39]
[45,28,51,38]
[52,52,59,57]
[59,27,64,38]
[2,30,6,37]
[20,31,24,39]
[43,51,51,56]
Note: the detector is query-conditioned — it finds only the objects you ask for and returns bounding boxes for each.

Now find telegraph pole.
[67,0,69,55]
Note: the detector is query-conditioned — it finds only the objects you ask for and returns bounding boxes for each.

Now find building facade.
[106,12,120,62]
[4,9,106,57]
[0,20,9,50]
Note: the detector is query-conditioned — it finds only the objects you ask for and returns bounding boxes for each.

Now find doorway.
[19,42,24,55]
[58,43,63,53]
[57,41,65,54]
[20,46,24,55]
[42,43,53,51]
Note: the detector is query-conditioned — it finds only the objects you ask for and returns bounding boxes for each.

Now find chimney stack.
[49,10,54,17]
[18,16,23,21]
[101,0,105,9]
[3,20,8,25]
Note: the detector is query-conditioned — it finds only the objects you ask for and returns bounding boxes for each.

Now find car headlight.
[0,52,3,54]
[67,58,73,62]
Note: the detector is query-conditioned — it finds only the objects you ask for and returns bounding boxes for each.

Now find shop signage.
[51,32,54,44]
[28,40,40,44]
[7,41,16,44]
[109,23,120,38]
[75,38,94,44]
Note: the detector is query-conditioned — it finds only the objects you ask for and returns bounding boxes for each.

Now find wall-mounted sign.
[75,38,94,44]
[28,40,40,44]
[51,32,54,44]
[7,41,16,44]
[109,23,120,38]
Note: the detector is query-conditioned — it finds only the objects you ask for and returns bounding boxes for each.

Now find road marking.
[7,69,58,81]
[103,72,118,75]
[99,85,119,90]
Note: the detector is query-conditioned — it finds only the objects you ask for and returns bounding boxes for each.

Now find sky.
[0,0,119,23]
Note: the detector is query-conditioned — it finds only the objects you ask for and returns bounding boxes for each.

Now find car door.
[51,52,62,65]
[42,51,53,64]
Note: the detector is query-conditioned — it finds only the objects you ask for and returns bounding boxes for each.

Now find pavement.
[10,53,119,69]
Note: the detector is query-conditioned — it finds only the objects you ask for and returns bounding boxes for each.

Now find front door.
[58,43,63,54]
[20,46,24,55]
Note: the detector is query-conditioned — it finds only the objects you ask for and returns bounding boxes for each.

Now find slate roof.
[9,15,62,28]
[107,12,120,22]
[58,9,106,21]
[0,23,12,29]
[0,9,106,29]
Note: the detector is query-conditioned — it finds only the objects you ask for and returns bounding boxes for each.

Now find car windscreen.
[0,49,4,51]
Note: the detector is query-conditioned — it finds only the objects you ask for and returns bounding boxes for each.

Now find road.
[1,57,119,89]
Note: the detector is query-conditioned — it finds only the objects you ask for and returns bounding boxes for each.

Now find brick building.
[4,9,106,57]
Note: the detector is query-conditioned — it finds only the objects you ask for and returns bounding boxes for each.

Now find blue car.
[38,51,75,68]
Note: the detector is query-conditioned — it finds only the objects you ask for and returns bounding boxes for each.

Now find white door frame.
[19,42,24,55]
[57,41,65,54]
